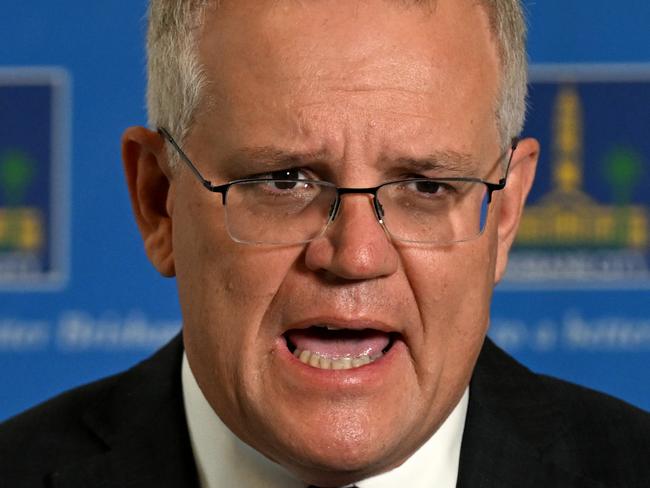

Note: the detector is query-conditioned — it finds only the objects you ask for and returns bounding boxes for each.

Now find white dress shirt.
[182,353,468,488]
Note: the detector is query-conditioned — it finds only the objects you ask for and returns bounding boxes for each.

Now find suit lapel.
[49,335,199,488]
[457,338,603,488]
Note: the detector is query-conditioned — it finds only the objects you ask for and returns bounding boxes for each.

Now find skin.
[122,0,539,485]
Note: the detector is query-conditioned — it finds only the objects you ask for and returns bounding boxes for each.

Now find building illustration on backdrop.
[0,68,69,289]
[0,150,44,255]
[506,80,649,284]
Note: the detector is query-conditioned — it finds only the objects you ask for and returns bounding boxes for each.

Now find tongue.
[286,327,390,358]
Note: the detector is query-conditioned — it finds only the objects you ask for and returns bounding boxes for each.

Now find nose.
[304,194,399,280]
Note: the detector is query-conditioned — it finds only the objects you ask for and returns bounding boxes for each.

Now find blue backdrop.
[1,1,648,420]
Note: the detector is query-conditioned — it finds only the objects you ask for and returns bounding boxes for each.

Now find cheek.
[400,240,494,377]
[403,243,493,322]
[173,193,296,320]
[173,196,314,432]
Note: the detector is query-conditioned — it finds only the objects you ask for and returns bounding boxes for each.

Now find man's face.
[148,0,533,484]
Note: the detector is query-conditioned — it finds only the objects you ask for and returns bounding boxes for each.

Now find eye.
[267,168,310,180]
[266,168,309,189]
[405,179,456,196]
[413,180,442,194]
[245,168,320,196]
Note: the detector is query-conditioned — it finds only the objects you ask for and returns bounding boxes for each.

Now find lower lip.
[274,335,407,391]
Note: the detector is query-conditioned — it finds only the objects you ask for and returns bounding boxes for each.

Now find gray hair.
[146,0,212,146]
[146,0,527,159]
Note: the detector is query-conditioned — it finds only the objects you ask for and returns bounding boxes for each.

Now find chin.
[264,413,406,484]
[284,449,393,488]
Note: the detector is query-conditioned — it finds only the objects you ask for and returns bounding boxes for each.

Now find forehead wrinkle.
[329,85,434,97]
[294,49,440,99]
[295,99,437,125]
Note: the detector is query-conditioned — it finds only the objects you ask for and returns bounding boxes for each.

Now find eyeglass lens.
[222,179,490,245]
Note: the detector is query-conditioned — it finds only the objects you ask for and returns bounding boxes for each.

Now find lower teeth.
[293,348,381,370]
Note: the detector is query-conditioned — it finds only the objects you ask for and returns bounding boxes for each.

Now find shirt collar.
[182,352,468,488]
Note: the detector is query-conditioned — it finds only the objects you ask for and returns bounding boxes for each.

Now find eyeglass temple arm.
[501,137,519,185]
[484,137,519,202]
[157,127,227,196]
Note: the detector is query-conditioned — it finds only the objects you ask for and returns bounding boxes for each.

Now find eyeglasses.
[159,127,517,246]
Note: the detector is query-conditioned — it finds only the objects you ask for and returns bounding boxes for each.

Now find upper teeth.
[293,348,382,370]
[325,326,343,331]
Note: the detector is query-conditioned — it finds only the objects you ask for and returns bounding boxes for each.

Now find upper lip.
[282,316,400,335]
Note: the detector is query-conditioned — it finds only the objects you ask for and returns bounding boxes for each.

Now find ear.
[494,137,539,283]
[122,126,176,277]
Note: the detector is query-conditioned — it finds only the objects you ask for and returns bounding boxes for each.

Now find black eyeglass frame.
[158,127,518,231]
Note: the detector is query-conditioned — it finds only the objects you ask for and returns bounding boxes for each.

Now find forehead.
[194,0,501,166]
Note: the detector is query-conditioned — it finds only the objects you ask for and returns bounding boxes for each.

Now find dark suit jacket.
[1,335,648,487]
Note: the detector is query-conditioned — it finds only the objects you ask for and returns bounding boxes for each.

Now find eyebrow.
[386,150,482,176]
[223,146,332,172]
[222,146,481,177]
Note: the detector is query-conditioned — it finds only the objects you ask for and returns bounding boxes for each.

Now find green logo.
[0,149,36,206]
[602,146,645,206]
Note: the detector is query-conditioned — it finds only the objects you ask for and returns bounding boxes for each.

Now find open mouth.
[284,326,399,370]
